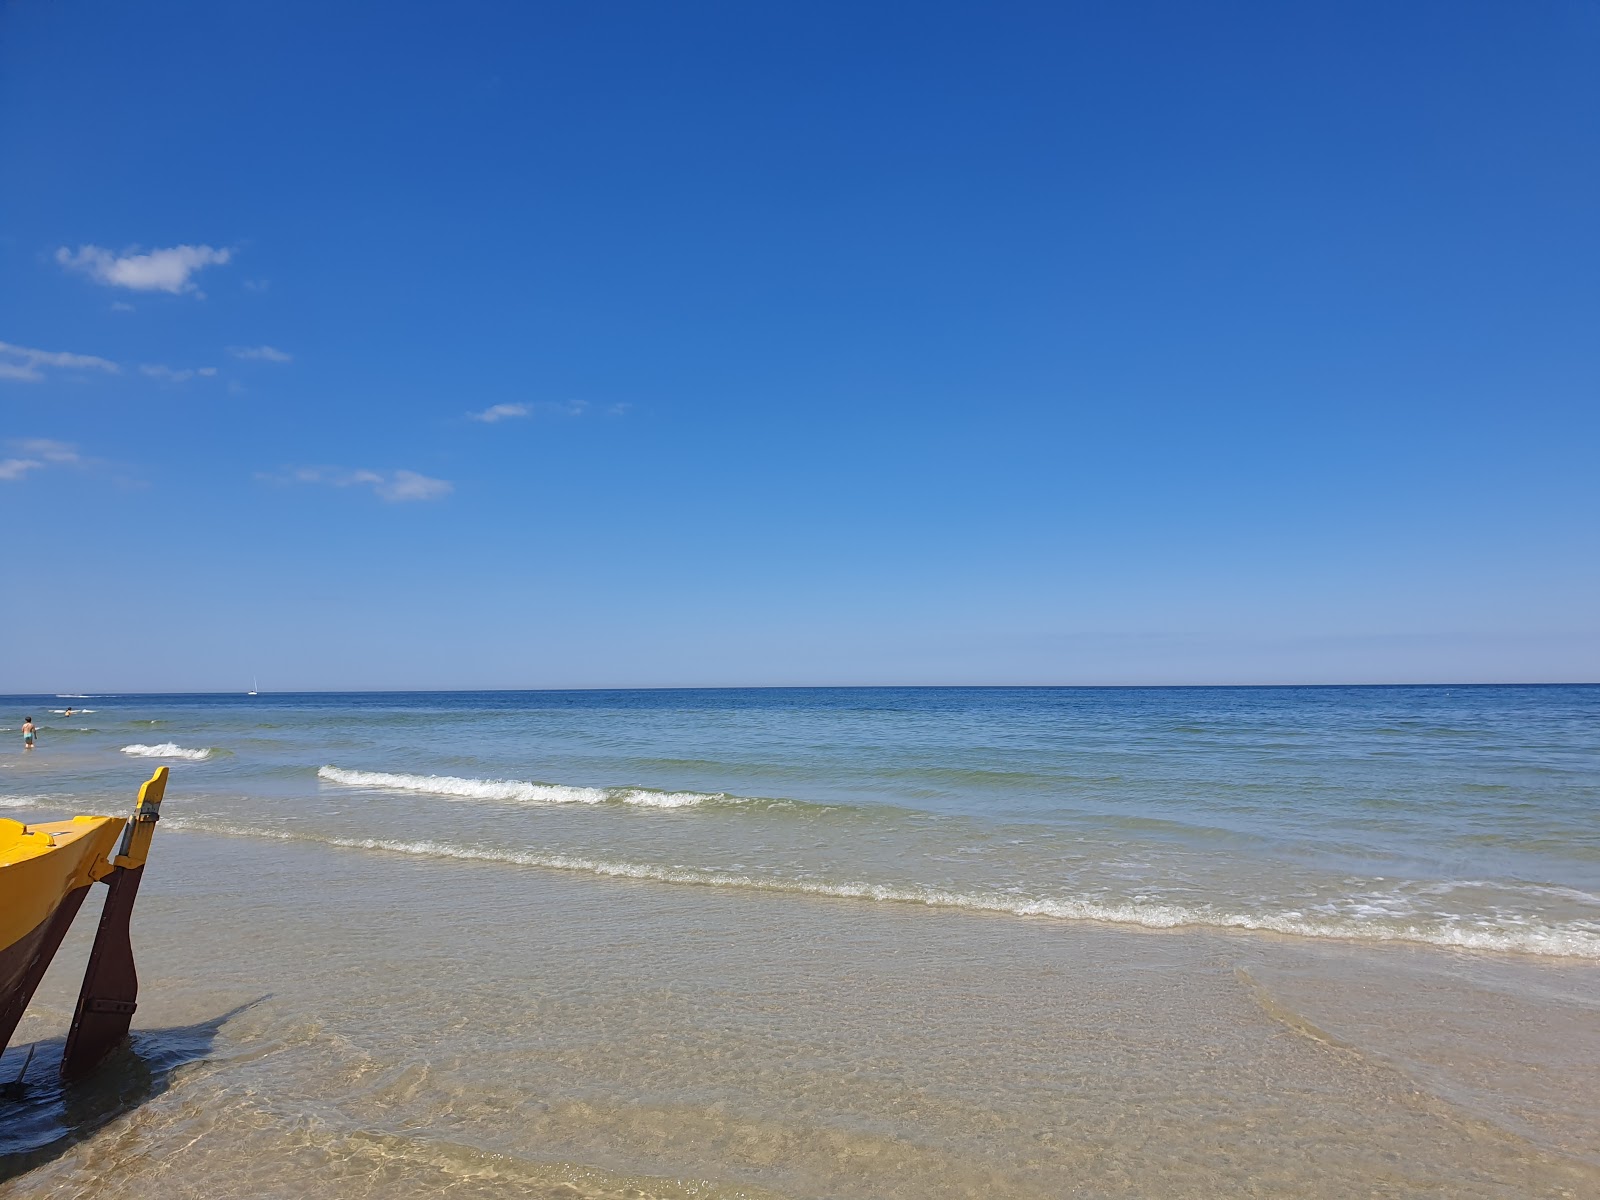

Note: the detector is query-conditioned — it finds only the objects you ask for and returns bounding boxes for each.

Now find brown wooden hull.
[0,884,95,1060]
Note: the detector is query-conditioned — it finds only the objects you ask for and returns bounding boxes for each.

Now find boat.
[1,767,169,1083]
[247,676,258,696]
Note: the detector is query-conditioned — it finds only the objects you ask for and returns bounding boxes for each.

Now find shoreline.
[162,815,1600,963]
[7,825,1597,1196]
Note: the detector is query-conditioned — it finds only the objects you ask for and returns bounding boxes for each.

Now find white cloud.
[229,345,292,363]
[13,439,80,463]
[0,340,120,382]
[0,458,42,481]
[110,301,136,312]
[264,466,453,503]
[140,363,218,383]
[373,469,453,502]
[469,400,590,422]
[56,243,232,295]
[469,402,529,423]
[0,439,81,482]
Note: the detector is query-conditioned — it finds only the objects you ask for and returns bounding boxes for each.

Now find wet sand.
[5,828,1597,1198]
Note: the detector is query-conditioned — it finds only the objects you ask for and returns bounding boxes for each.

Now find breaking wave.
[165,816,1600,960]
[319,766,748,811]
[122,742,215,761]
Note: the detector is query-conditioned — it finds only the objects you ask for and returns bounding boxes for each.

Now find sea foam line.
[319,766,732,810]
[164,816,1600,960]
[0,796,52,809]
[121,743,214,761]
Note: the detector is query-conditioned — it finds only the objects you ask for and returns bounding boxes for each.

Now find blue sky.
[2,0,1597,690]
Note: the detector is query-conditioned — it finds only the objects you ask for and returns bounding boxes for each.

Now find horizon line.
[7,681,1599,698]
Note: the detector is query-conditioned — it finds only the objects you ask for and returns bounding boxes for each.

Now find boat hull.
[0,817,126,1060]
[0,886,94,1055]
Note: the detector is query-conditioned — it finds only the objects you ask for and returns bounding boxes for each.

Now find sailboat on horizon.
[247,676,258,696]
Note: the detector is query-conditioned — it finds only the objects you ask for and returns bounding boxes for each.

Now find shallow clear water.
[3,686,1598,1196]
[8,686,1599,957]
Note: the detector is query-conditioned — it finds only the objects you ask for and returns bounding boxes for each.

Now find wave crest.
[0,795,56,808]
[319,766,733,810]
[121,742,214,761]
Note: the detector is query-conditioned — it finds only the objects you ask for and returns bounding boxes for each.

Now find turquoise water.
[7,685,1597,958]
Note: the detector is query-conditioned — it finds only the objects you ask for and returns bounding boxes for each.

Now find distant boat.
[247,677,258,696]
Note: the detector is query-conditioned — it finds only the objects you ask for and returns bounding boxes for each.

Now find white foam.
[49,708,96,714]
[318,766,729,810]
[319,766,608,806]
[121,742,213,761]
[614,788,724,809]
[163,817,1600,960]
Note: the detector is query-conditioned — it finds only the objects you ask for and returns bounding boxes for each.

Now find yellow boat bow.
[0,766,169,1082]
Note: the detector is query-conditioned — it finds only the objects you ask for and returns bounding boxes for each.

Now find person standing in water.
[22,716,36,750]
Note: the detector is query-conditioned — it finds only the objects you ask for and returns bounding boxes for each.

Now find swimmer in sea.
[22,716,36,750]
[63,706,73,717]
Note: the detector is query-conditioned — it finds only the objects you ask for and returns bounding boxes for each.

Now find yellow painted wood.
[0,817,124,952]
[112,766,168,871]
[0,767,170,951]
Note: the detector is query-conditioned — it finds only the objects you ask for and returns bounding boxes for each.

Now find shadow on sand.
[0,1001,264,1182]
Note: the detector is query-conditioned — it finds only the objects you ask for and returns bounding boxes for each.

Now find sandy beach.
[4,821,1596,1197]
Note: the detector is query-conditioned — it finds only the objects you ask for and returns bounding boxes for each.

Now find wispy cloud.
[15,439,80,463]
[0,459,40,481]
[0,438,82,483]
[56,243,232,295]
[263,466,453,503]
[469,402,529,423]
[370,469,453,501]
[469,400,591,422]
[140,363,218,383]
[0,340,120,383]
[229,344,292,363]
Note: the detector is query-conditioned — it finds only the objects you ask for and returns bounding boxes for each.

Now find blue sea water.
[4,685,1598,958]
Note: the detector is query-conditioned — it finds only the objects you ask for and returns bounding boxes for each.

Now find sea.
[2,686,1597,1197]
